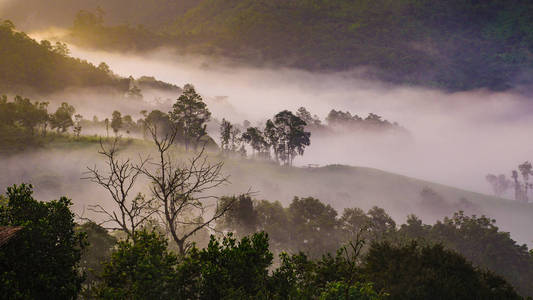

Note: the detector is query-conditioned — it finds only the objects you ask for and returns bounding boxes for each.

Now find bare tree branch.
[140,120,236,254]
[82,137,157,240]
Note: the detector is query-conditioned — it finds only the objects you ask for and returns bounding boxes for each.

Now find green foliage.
[288,197,339,256]
[319,282,383,300]
[217,195,258,237]
[399,212,533,297]
[269,242,385,299]
[95,230,180,299]
[77,222,116,289]
[0,95,49,152]
[94,229,385,299]
[3,187,517,300]
[238,197,398,258]
[95,231,274,299]
[362,241,520,299]
[0,20,127,94]
[222,196,533,297]
[70,10,172,52]
[169,84,211,150]
[0,184,87,299]
[186,232,274,298]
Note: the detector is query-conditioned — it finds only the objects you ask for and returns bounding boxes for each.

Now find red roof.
[0,226,23,247]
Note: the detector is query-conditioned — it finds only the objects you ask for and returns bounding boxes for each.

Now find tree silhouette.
[169,84,211,151]
[271,110,311,166]
[50,102,75,133]
[111,110,123,135]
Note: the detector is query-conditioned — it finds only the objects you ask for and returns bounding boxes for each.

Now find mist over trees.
[1,183,530,298]
[0,19,180,97]
[3,1,533,298]
[217,195,533,297]
[0,95,56,152]
[218,109,312,165]
[487,161,533,202]
[2,90,532,297]
[47,0,533,91]
[0,20,126,94]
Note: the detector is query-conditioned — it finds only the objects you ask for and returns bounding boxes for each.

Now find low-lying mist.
[3,38,533,245]
[59,45,533,195]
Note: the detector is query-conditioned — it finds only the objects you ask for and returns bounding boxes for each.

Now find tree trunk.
[176,240,185,255]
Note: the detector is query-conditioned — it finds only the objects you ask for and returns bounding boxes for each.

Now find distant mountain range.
[2,0,533,91]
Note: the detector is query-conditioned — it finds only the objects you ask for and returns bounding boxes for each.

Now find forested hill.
[166,0,533,91]
[65,0,533,91]
[0,20,128,94]
[3,0,533,90]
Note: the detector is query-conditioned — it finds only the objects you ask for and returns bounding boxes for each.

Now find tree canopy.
[0,184,87,299]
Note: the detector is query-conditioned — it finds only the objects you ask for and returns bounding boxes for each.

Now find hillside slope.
[2,142,531,246]
[0,20,129,94]
[221,161,533,246]
[166,0,533,90]
[0,20,181,96]
[55,0,533,91]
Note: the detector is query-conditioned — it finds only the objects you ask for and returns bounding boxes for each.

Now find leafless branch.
[82,137,157,240]
[140,122,238,254]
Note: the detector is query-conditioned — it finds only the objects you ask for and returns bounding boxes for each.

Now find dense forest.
[60,0,533,91]
[1,183,530,299]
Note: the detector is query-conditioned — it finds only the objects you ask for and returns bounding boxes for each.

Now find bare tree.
[142,119,234,254]
[84,138,156,240]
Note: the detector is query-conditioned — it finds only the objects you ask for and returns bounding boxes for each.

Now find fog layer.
[56,45,533,195]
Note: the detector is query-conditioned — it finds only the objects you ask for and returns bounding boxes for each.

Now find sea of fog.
[57,45,533,197]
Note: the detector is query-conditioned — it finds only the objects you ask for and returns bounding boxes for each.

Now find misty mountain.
[166,0,533,91]
[0,20,179,96]
[37,0,533,91]
[0,20,128,94]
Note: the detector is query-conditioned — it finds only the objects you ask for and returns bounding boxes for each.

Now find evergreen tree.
[169,84,211,150]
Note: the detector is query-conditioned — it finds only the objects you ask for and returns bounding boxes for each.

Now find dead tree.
[141,119,234,254]
[84,138,156,240]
